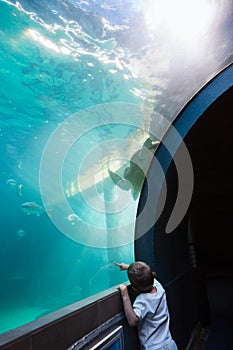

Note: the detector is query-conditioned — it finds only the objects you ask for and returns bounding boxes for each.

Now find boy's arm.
[114,262,129,270]
[118,284,139,327]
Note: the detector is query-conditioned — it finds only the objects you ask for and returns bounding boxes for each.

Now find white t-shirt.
[133,279,172,350]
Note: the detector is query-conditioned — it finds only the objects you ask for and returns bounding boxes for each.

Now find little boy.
[115,261,178,350]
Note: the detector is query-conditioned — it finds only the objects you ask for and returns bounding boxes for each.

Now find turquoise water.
[0,0,154,334]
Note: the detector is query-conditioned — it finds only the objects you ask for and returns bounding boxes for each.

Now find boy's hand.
[114,262,129,270]
[118,284,128,297]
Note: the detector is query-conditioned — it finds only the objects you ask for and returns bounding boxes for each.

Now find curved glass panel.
[0,0,232,334]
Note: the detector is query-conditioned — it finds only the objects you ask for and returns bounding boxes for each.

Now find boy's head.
[127,261,154,293]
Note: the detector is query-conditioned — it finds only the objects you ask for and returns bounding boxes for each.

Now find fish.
[21,201,44,216]
[108,169,131,191]
[108,138,159,200]
[7,178,23,196]
[7,178,17,187]
[16,229,26,239]
[66,213,81,225]
[108,165,145,200]
[108,168,142,199]
[108,169,123,185]
[124,163,145,200]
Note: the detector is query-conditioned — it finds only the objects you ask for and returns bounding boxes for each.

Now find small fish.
[7,178,17,187]
[17,183,23,196]
[66,213,81,225]
[16,229,26,239]
[21,201,44,216]
[7,178,23,196]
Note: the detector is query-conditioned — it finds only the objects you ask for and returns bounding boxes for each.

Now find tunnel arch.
[0,63,232,350]
[135,63,233,349]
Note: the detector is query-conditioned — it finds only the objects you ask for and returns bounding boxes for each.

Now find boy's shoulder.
[153,278,165,292]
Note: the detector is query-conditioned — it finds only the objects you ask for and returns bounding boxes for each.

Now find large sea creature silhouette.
[108,138,159,200]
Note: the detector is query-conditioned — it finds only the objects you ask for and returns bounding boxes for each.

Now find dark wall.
[150,160,206,350]
[186,87,233,277]
[135,85,233,350]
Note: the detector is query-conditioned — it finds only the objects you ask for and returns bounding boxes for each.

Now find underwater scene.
[0,0,232,335]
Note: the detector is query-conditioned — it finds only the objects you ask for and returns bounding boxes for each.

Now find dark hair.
[127,261,154,293]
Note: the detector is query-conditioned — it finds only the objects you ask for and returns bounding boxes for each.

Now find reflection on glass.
[0,0,232,335]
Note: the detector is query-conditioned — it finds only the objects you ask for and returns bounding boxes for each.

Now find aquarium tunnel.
[0,1,232,350]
